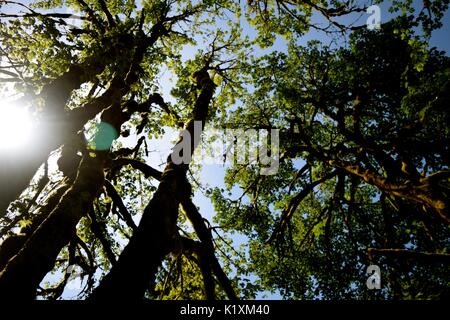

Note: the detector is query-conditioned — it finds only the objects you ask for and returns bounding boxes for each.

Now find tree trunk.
[90,68,216,301]
[0,21,165,216]
[0,154,105,300]
[0,140,82,272]
[89,166,189,300]
[0,181,71,272]
[0,64,102,216]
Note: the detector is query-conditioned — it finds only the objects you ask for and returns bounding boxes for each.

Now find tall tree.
[210,16,450,299]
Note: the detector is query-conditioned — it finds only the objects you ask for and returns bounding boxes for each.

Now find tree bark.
[0,63,102,217]
[180,198,238,300]
[0,181,71,272]
[0,20,166,217]
[0,154,105,300]
[336,163,449,223]
[90,68,216,301]
[0,144,81,272]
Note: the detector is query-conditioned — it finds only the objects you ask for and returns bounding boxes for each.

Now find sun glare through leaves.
[0,101,33,151]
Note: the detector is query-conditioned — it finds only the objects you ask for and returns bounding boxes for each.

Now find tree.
[211,16,450,299]
[0,0,449,301]
[0,0,245,300]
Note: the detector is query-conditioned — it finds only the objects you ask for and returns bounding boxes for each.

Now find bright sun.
[0,101,33,151]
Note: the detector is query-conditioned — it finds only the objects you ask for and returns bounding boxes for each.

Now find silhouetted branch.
[104,180,137,231]
[98,0,116,27]
[88,205,117,265]
[180,237,215,300]
[269,170,337,243]
[368,248,450,263]
[111,159,162,181]
[181,199,238,300]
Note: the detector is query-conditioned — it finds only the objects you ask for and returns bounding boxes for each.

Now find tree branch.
[180,199,238,300]
[334,161,449,223]
[104,180,137,231]
[269,170,337,242]
[88,205,116,265]
[368,248,450,263]
[179,237,215,300]
[98,0,116,27]
[111,159,162,181]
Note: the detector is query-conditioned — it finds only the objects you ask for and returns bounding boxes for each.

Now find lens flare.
[86,121,119,151]
[0,102,33,151]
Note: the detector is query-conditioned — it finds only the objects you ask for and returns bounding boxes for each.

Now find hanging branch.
[74,235,95,273]
[37,266,73,300]
[180,199,238,301]
[179,237,215,300]
[88,205,117,265]
[104,180,137,231]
